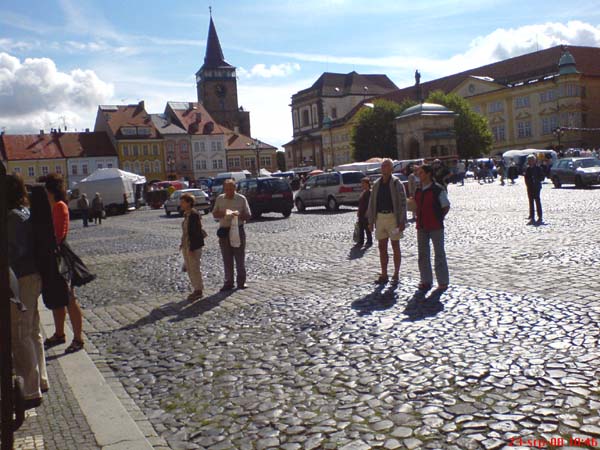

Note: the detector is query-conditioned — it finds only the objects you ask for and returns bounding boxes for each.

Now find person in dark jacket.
[180,193,205,300]
[91,192,104,224]
[77,193,90,227]
[524,154,544,225]
[415,164,450,293]
[355,177,372,247]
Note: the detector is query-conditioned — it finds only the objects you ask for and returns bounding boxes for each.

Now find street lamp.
[553,127,565,150]
[166,156,175,180]
[247,139,261,177]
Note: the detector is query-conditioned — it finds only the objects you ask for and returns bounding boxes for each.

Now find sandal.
[65,339,84,354]
[375,275,389,284]
[391,275,399,284]
[44,334,66,349]
[417,283,432,292]
[435,284,449,292]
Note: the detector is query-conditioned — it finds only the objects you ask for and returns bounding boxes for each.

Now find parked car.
[295,171,364,211]
[209,171,248,207]
[164,189,210,216]
[237,177,294,219]
[550,157,600,188]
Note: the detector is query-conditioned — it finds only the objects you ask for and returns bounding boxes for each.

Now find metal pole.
[0,161,14,449]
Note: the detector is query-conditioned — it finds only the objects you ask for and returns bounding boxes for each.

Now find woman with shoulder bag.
[180,193,205,301]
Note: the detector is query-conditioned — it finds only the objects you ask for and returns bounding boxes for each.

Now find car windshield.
[261,179,290,193]
[575,159,600,168]
[213,178,226,187]
[188,190,204,196]
[341,172,365,184]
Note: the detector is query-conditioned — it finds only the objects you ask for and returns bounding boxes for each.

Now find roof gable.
[58,131,117,158]
[1,134,64,160]
[97,102,159,139]
[166,102,227,136]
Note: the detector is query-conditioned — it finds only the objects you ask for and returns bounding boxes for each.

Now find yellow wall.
[7,159,68,185]
[118,140,165,180]
[226,149,278,173]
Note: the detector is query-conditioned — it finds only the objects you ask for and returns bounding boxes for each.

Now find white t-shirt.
[213,193,251,227]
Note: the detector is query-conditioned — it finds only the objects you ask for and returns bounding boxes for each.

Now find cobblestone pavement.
[67,180,598,449]
[13,345,99,449]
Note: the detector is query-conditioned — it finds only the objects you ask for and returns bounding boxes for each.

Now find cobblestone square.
[68,181,599,449]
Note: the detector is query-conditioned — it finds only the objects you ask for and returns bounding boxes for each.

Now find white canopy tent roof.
[79,168,147,185]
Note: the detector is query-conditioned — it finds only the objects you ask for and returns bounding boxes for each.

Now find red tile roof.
[166,102,228,136]
[223,129,277,151]
[97,101,159,139]
[58,131,117,158]
[293,71,398,99]
[378,45,600,104]
[1,133,64,160]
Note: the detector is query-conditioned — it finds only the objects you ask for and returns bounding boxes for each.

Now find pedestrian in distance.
[367,158,407,285]
[355,177,373,247]
[6,174,49,409]
[433,159,451,190]
[456,160,466,186]
[414,164,450,294]
[524,154,544,225]
[77,193,90,227]
[40,173,95,354]
[91,192,104,225]
[212,179,251,291]
[407,165,420,221]
[179,193,205,301]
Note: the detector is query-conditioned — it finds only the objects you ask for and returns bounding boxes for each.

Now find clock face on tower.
[215,84,227,98]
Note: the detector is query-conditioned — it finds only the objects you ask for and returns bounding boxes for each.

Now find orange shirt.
[53,201,69,244]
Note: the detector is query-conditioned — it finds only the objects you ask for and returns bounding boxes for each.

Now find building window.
[517,121,532,138]
[142,145,148,156]
[194,142,200,152]
[539,89,557,103]
[134,161,141,174]
[514,96,530,108]
[13,167,21,174]
[97,163,103,169]
[108,163,113,168]
[260,156,272,167]
[195,160,207,170]
[212,159,218,169]
[154,161,161,173]
[122,145,129,156]
[492,125,506,142]
[302,109,310,127]
[142,161,149,173]
[200,142,206,152]
[55,165,62,174]
[124,161,131,171]
[312,105,318,125]
[472,105,482,114]
[488,101,504,113]
[121,127,136,136]
[216,141,223,151]
[228,157,241,168]
[132,145,139,157]
[168,142,175,153]
[153,144,159,155]
[211,141,217,152]
[559,84,580,98]
[179,142,187,154]
[541,116,559,135]
[82,164,88,175]
[217,159,223,169]
[293,110,299,128]
[137,127,151,136]
[72,165,78,175]
[244,157,254,169]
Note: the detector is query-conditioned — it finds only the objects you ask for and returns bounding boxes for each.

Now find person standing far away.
[6,173,49,409]
[77,193,90,227]
[367,158,407,285]
[456,160,466,186]
[432,159,451,190]
[179,193,204,301]
[414,164,450,294]
[524,154,544,225]
[407,165,420,221]
[40,173,87,353]
[92,192,104,225]
[212,179,251,291]
[355,177,373,247]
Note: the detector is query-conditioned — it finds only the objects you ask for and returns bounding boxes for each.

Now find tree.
[276,150,286,171]
[426,90,493,159]
[351,99,416,161]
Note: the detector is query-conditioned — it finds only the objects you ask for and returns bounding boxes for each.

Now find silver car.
[164,189,210,216]
[295,171,364,211]
[550,157,600,188]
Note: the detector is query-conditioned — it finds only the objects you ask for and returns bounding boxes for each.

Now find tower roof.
[203,17,233,69]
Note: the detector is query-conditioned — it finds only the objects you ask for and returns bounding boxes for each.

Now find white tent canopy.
[259,168,272,177]
[80,168,147,185]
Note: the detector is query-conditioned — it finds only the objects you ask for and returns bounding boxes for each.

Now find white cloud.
[238,63,301,79]
[0,52,113,133]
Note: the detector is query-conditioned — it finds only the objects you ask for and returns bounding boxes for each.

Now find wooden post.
[0,162,14,449]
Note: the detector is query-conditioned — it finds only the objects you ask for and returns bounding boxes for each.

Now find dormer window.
[137,127,152,136]
[121,127,137,136]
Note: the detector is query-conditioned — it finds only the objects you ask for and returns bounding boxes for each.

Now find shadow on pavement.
[348,245,370,260]
[295,208,356,216]
[351,284,397,316]
[119,290,234,330]
[402,289,445,321]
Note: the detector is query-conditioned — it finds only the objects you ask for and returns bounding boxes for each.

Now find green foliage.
[276,150,286,171]
[351,99,416,161]
[426,90,493,158]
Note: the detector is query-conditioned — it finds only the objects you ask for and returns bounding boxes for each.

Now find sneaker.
[187,290,203,301]
[527,219,535,225]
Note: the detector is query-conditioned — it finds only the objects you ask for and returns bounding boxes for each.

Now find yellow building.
[321,107,365,168]
[94,101,166,181]
[1,132,67,184]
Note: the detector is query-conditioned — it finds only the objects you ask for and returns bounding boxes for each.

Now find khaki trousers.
[182,248,203,292]
[11,273,48,400]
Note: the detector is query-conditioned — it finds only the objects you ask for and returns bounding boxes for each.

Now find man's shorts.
[375,213,403,241]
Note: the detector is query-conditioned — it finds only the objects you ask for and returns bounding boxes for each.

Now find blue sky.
[1,0,600,147]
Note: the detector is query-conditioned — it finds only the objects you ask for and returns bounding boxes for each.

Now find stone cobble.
[64,180,599,449]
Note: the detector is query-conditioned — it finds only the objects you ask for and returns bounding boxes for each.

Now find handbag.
[201,227,208,239]
[57,241,96,287]
[353,221,360,243]
[230,216,241,248]
[217,227,229,238]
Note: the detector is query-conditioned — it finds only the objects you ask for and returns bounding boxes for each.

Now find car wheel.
[326,196,339,211]
[204,208,210,215]
[178,207,183,217]
[295,198,305,212]
[575,176,584,189]
[107,204,120,216]
[165,209,171,217]
[282,209,292,218]
[552,176,561,189]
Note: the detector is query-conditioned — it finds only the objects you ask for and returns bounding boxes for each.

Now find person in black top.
[433,159,451,190]
[356,177,372,247]
[524,154,544,225]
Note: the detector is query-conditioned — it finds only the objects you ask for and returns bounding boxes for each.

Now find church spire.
[203,15,232,69]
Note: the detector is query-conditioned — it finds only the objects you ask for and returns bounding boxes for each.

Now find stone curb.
[40,308,154,450]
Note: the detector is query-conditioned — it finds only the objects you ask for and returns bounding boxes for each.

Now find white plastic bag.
[230,215,241,248]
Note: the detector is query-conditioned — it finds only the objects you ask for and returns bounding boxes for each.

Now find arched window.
[134,161,141,174]
[154,160,161,173]
[144,161,151,173]
[124,161,131,172]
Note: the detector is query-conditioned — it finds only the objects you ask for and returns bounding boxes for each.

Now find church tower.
[196,13,250,136]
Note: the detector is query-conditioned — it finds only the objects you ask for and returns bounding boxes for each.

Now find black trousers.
[527,187,542,220]
[357,217,372,245]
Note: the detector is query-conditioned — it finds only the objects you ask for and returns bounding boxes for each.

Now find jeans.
[11,273,48,400]
[417,229,449,286]
[82,210,89,227]
[219,227,246,286]
[527,187,543,220]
